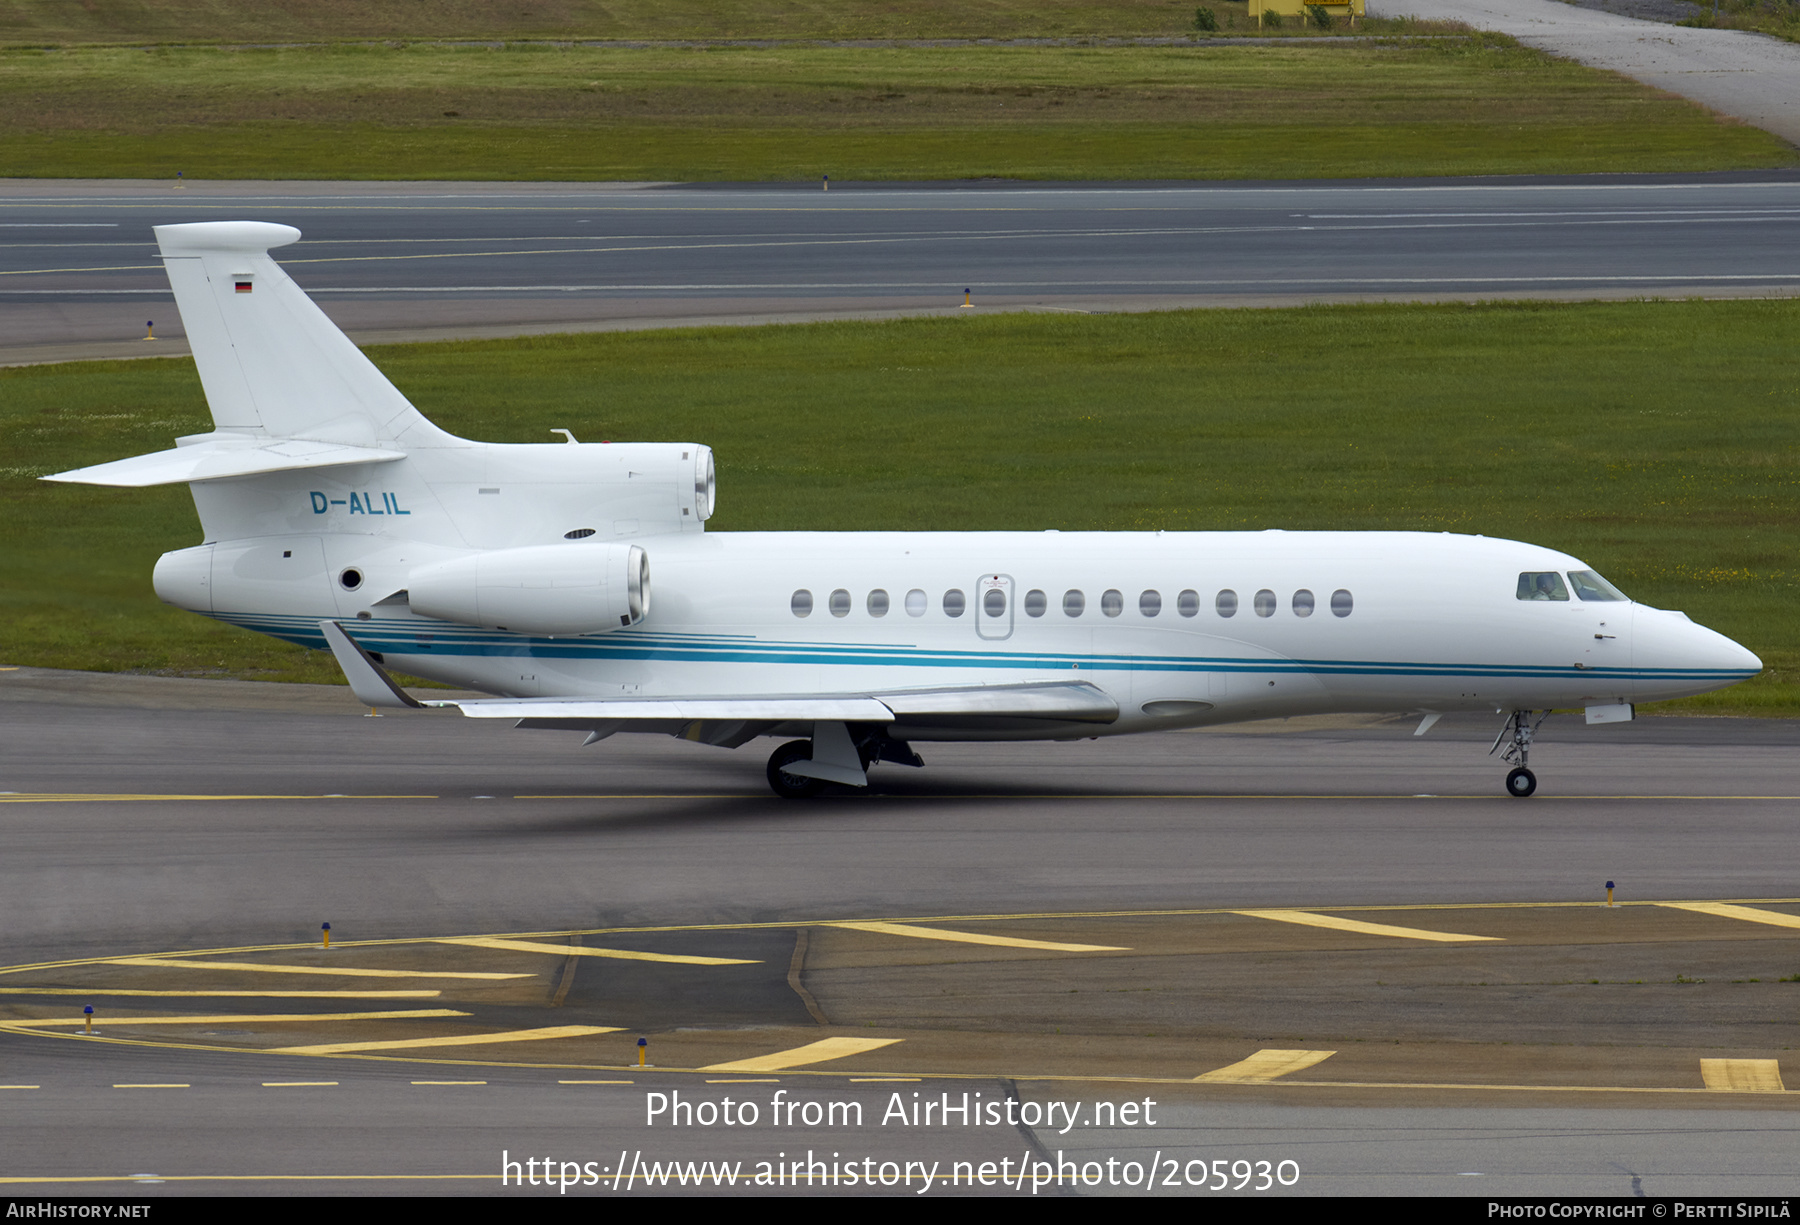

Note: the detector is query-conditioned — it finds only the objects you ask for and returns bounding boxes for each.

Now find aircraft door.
[977,574,1014,641]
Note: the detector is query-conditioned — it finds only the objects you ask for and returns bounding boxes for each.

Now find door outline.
[977,573,1014,641]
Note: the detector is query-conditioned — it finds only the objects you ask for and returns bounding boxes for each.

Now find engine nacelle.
[408,543,649,635]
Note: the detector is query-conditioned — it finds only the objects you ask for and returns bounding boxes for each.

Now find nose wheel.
[1491,710,1547,798]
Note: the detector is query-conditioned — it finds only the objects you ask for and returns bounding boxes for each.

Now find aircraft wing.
[439,682,1118,726]
[320,617,1117,733]
[445,695,898,722]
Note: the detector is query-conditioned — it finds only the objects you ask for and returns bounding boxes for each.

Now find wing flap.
[440,697,896,722]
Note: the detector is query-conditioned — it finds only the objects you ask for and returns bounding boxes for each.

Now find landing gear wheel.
[1505,767,1538,798]
[766,739,824,799]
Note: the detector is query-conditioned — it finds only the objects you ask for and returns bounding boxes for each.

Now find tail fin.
[155,221,453,449]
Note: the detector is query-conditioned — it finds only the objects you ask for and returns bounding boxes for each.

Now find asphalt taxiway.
[4,173,1799,366]
[1,668,1796,1195]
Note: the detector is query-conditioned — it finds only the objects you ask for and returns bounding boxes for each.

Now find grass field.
[0,0,1477,42]
[1,40,1790,180]
[1677,0,1800,45]
[3,300,1794,714]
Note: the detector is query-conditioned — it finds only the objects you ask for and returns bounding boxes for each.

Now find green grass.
[3,299,1795,712]
[1678,0,1800,44]
[1,40,1790,180]
[0,0,1459,43]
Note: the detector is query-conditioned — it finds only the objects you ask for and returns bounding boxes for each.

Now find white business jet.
[47,222,1761,798]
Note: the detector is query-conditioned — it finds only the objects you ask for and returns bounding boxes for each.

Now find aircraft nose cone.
[1632,606,1761,701]
[1729,637,1763,674]
[1682,619,1762,675]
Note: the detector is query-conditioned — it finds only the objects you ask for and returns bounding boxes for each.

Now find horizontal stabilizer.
[45,436,406,487]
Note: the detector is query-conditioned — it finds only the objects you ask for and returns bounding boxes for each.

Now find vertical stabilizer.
[154,221,454,449]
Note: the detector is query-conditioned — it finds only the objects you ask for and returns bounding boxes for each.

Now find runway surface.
[4,173,1800,365]
[1,668,1796,1196]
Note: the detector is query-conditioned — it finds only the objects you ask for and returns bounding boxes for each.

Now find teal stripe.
[209,610,1753,684]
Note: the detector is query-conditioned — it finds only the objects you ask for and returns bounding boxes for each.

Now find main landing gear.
[766,740,825,799]
[1491,709,1546,798]
[764,728,924,798]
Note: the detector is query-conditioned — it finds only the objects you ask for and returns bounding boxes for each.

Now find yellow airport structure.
[1251,0,1365,21]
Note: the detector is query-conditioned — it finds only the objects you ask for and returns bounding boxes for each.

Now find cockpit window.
[1517,572,1569,602]
[1568,570,1630,602]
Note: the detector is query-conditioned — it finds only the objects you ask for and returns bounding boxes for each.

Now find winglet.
[319,621,423,709]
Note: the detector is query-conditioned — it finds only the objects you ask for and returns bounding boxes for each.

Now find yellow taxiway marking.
[707,1078,779,1084]
[113,1083,188,1089]
[1,1085,39,1089]
[0,794,434,803]
[7,896,1794,979]
[1196,1049,1339,1083]
[1701,1059,1786,1092]
[106,958,528,980]
[1234,909,1500,943]
[701,1037,903,1074]
[560,1080,633,1085]
[437,936,758,966]
[1658,902,1800,931]
[0,989,441,999]
[827,921,1128,953]
[271,1024,621,1057]
[412,1080,487,1085]
[17,1009,467,1028]
[263,1082,338,1087]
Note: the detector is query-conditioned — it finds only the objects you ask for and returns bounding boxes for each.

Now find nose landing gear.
[1505,766,1537,798]
[1492,710,1546,798]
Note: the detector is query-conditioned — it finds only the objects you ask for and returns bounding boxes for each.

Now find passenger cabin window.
[905,589,927,617]
[1569,570,1629,602]
[1216,589,1238,618]
[1177,589,1199,618]
[791,589,813,617]
[1253,589,1277,618]
[867,588,890,617]
[1139,590,1161,617]
[1101,589,1123,617]
[1063,590,1085,617]
[1517,572,1570,602]
[943,589,966,617]
[1331,589,1353,618]
[1024,589,1048,617]
[1292,589,1314,617]
[829,588,852,617]
[983,587,1007,618]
